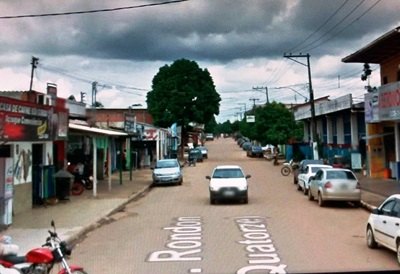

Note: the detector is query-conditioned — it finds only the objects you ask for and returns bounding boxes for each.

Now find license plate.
[224,190,235,197]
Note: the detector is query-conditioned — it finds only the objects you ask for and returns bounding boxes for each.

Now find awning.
[361,132,394,140]
[69,123,128,136]
[342,27,400,64]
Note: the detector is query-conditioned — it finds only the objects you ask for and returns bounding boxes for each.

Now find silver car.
[308,168,361,207]
[152,159,183,185]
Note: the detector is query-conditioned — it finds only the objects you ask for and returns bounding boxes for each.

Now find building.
[293,94,366,168]
[0,84,68,225]
[342,26,400,179]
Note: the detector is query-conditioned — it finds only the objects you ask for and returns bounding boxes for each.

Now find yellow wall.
[367,123,385,178]
[381,54,400,84]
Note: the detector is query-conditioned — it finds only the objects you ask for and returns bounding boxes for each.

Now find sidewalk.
[4,168,153,254]
[3,167,400,254]
[358,173,400,210]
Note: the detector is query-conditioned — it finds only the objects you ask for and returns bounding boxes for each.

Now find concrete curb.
[361,200,376,212]
[65,184,152,247]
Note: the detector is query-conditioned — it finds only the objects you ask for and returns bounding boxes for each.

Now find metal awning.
[69,123,128,136]
[342,26,400,64]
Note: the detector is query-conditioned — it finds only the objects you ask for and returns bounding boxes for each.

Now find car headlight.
[239,185,248,191]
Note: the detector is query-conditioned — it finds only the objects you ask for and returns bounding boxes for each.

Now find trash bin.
[54,169,74,200]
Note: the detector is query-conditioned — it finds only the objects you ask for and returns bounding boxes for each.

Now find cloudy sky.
[0,0,399,122]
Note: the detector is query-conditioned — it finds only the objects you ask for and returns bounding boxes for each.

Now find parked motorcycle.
[67,162,93,195]
[0,221,87,274]
[281,159,299,176]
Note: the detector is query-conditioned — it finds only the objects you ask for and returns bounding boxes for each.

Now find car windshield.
[212,168,244,178]
[326,170,356,180]
[155,160,178,169]
[311,166,329,173]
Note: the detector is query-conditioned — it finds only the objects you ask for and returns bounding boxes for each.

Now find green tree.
[239,102,303,145]
[147,59,221,129]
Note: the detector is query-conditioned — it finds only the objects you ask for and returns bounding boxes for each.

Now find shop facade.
[293,94,366,168]
[342,26,400,179]
[0,90,68,225]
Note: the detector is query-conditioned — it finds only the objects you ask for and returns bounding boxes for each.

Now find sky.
[0,0,399,123]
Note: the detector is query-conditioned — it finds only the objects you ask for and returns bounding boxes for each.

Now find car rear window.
[156,160,178,168]
[213,169,244,178]
[326,170,356,180]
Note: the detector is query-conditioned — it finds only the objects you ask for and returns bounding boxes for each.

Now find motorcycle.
[0,221,87,274]
[280,159,299,176]
[67,163,93,195]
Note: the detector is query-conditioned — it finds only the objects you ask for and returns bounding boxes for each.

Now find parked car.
[197,146,208,159]
[247,145,263,157]
[366,194,400,264]
[293,159,324,184]
[308,168,361,207]
[151,159,183,186]
[205,165,251,204]
[205,133,214,141]
[241,142,252,151]
[297,164,332,195]
[188,148,203,163]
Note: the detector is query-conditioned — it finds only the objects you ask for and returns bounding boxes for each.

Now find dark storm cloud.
[1,0,399,64]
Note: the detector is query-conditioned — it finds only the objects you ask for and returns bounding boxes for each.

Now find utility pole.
[29,56,39,91]
[249,98,259,109]
[92,81,98,107]
[283,53,316,144]
[253,86,269,104]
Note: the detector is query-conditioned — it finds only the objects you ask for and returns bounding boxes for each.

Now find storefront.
[0,95,68,225]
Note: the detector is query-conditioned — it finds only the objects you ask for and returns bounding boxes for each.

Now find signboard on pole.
[246,115,255,123]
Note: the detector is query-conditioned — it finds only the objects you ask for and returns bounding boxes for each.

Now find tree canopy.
[238,102,303,145]
[146,59,221,128]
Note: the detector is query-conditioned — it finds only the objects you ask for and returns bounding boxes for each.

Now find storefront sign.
[365,91,379,123]
[124,114,137,134]
[378,81,400,121]
[0,97,52,141]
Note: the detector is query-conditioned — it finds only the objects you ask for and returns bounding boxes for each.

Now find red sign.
[0,97,52,141]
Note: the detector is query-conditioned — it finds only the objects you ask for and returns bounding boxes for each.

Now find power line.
[287,0,350,53]
[0,0,189,20]
[38,63,149,95]
[302,0,382,52]
[298,0,367,52]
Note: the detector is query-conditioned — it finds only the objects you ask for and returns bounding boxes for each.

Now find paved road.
[70,138,399,273]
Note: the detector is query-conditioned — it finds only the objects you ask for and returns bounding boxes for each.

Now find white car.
[366,194,400,264]
[205,165,250,204]
[151,159,183,186]
[297,164,332,195]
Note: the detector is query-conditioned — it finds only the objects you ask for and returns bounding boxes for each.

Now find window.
[393,200,400,217]
[381,199,396,216]
[213,169,244,178]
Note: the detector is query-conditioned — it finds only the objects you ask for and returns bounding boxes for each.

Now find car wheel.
[308,189,314,201]
[366,225,378,249]
[397,242,400,265]
[243,193,248,204]
[297,183,302,191]
[353,201,361,208]
[318,192,325,207]
[303,187,308,195]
